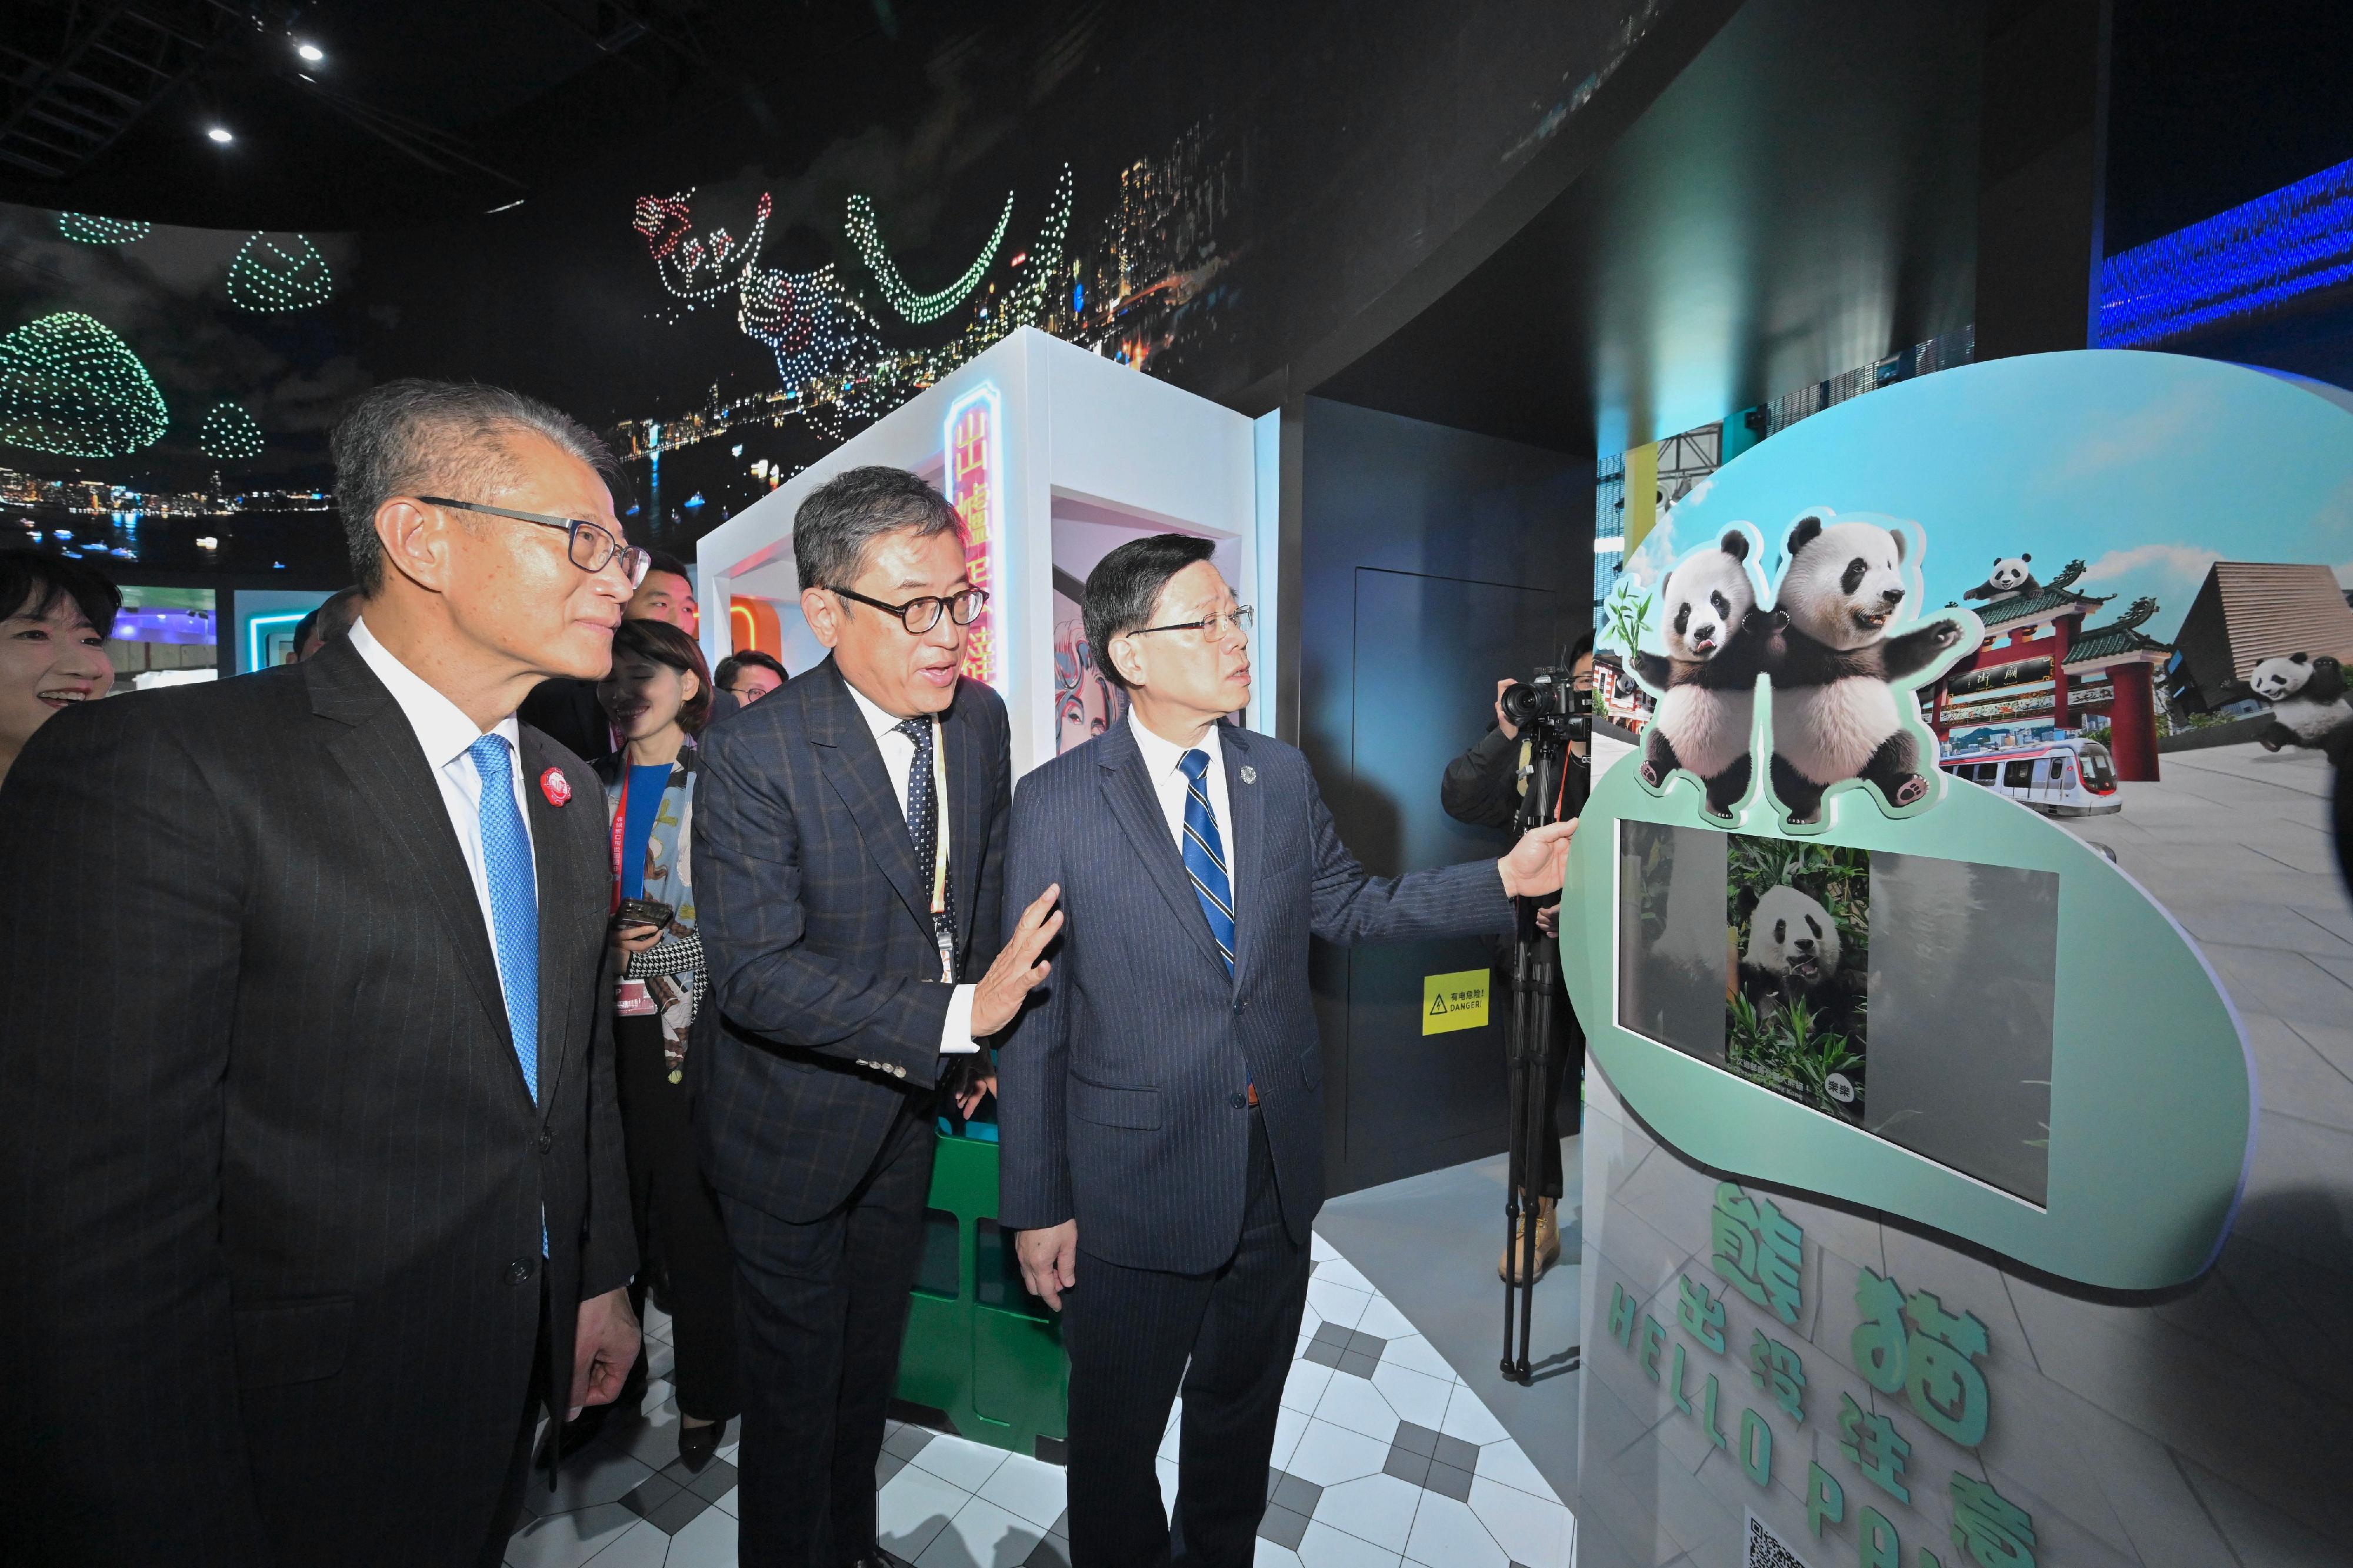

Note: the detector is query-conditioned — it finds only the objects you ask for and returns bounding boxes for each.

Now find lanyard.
[608,767,631,914]
[925,716,953,980]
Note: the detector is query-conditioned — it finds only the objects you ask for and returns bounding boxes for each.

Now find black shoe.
[677,1416,726,1473]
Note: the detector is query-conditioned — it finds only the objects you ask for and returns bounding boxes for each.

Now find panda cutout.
[1759,515,1965,824]
[1738,883,1864,1041]
[2248,652,2353,755]
[1963,554,2042,603]
[1630,529,1769,819]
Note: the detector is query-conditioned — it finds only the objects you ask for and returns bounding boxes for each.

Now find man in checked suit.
[999,535,1577,1566]
[692,466,1060,1568]
[0,382,644,1566]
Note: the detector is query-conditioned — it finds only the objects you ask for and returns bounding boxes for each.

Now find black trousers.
[719,1097,935,1568]
[1062,1109,1311,1568]
[615,1013,741,1420]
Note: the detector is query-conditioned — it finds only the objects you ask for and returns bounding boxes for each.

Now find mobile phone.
[616,897,674,929]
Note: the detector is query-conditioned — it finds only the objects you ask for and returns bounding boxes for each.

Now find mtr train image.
[1939,726,2123,816]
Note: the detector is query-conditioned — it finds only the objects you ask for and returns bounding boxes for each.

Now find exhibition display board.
[690,326,1272,778]
[1565,352,2353,1566]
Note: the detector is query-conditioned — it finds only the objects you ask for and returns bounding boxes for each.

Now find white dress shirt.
[348,616,537,1001]
[843,680,982,1056]
[1128,711,1239,919]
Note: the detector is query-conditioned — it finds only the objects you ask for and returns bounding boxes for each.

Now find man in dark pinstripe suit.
[692,468,1059,1568]
[1,382,646,1566]
[998,535,1576,1567]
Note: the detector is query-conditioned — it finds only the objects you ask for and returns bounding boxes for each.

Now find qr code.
[1745,1510,1814,1568]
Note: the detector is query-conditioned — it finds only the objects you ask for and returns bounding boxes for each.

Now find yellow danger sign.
[1422,969,1491,1035]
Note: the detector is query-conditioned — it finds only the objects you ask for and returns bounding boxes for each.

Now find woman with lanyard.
[592,618,740,1470]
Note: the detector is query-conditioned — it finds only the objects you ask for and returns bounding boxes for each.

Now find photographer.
[1441,632,1594,1283]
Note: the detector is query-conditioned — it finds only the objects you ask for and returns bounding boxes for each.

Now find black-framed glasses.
[416,495,651,589]
[1131,605,1254,642]
[828,583,989,635]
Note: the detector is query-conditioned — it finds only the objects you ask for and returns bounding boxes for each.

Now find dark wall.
[1297,396,1592,1196]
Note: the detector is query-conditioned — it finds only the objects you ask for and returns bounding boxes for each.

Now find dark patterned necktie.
[895,716,957,973]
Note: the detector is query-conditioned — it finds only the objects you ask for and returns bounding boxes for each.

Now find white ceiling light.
[206,126,234,144]
[295,41,324,63]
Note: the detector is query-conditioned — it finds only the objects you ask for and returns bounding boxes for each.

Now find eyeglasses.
[416,495,651,589]
[1130,605,1254,643]
[828,584,990,635]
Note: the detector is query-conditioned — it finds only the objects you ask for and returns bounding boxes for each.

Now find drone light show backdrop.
[1,0,1681,580]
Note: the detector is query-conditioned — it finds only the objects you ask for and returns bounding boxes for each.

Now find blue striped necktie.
[1179,748,1235,974]
[466,734,539,1104]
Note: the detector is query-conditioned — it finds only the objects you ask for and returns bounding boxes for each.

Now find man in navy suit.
[998,535,1576,1566]
[692,466,1059,1568]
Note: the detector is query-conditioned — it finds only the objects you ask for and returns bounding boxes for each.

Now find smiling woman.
[0,549,121,785]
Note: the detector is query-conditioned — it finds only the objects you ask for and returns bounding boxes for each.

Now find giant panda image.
[1962,554,2041,603]
[2248,652,2353,757]
[1737,883,1865,1044]
[1759,515,1965,824]
[1630,529,1769,820]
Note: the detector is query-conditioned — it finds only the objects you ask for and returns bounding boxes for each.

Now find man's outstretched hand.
[974,885,1062,1037]
[1498,818,1579,900]
[1015,1221,1078,1312]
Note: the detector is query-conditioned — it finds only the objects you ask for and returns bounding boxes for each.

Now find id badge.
[616,977,657,1016]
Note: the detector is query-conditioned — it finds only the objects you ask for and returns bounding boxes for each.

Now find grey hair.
[330,379,622,594]
[792,465,965,594]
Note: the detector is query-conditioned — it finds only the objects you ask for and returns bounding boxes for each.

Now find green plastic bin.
[894,1127,1069,1459]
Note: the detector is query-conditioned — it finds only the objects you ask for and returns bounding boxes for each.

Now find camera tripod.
[1500,678,1584,1386]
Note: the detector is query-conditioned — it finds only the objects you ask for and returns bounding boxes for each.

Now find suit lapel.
[312,647,517,1076]
[1098,719,1226,976]
[521,729,588,1122]
[1221,725,1264,986]
[808,659,931,939]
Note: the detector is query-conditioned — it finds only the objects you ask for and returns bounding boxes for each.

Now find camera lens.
[1500,682,1540,726]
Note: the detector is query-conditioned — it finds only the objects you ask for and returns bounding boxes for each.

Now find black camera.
[1499,666,1592,742]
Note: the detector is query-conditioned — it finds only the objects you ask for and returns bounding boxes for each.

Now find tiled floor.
[507,1233,1576,1567]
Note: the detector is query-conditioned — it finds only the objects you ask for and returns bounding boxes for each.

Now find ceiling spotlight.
[206,125,234,144]
[295,41,324,63]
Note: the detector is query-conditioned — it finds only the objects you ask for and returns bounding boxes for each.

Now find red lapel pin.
[539,766,572,807]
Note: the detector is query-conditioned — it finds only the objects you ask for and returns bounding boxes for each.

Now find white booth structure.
[694,328,1275,778]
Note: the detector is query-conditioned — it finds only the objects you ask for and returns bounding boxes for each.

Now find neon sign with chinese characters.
[942,382,1005,690]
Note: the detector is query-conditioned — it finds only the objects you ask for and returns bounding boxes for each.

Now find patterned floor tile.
[493,1227,1573,1568]
[1468,1474,1574,1568]
[661,1500,741,1568]
[1403,1490,1508,1568]
[1435,1384,1508,1445]
[1306,1277,1374,1331]
[1283,1356,1337,1413]
[876,1461,971,1562]
[906,1429,1008,1492]
[1285,1416,1392,1486]
[919,1494,1047,1567]
[1469,1438,1559,1504]
[1379,1334,1461,1384]
[1368,1362,1452,1430]
[974,1449,1069,1532]
[505,1502,644,1568]
[1312,1470,1425,1551]
[1313,1367,1402,1444]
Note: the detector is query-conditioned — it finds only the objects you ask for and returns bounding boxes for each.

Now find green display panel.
[1559,351,2334,1291]
[1563,760,2251,1288]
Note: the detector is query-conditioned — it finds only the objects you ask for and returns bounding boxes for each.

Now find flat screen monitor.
[1617,820,2058,1207]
